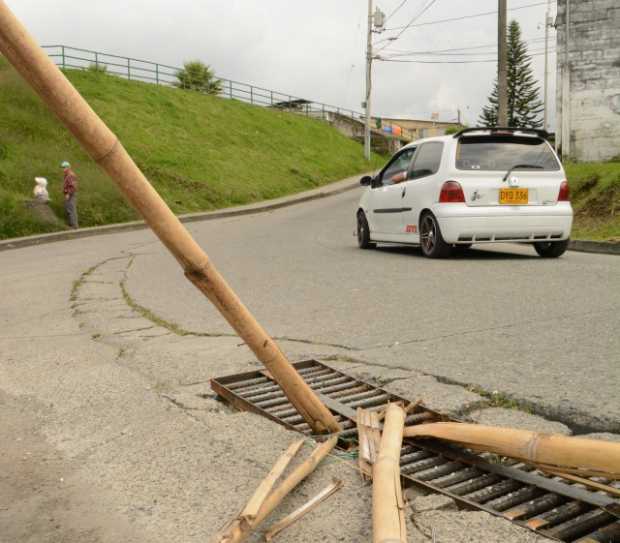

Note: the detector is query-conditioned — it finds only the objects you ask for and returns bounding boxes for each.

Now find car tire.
[357,211,375,250]
[534,239,569,258]
[420,212,452,258]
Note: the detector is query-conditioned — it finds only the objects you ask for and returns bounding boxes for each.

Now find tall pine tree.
[479,20,544,128]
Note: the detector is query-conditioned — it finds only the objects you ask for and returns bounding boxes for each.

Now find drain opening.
[211,360,620,542]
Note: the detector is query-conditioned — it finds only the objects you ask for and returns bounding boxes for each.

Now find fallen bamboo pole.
[215,436,338,543]
[404,423,620,479]
[0,1,339,435]
[373,403,407,543]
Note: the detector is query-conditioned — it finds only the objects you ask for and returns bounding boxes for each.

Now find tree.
[479,20,544,128]
[176,61,222,95]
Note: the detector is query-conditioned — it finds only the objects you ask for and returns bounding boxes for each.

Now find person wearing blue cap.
[61,161,79,228]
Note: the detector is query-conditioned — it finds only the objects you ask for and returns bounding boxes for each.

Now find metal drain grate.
[211,360,620,542]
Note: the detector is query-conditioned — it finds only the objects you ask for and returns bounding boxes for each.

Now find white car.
[356,127,573,258]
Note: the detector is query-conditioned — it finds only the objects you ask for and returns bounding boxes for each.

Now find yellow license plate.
[499,188,528,205]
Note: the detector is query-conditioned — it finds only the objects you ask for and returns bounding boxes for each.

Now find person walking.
[61,161,79,228]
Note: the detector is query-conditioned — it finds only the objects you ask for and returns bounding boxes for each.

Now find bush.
[175,61,222,95]
[87,63,108,75]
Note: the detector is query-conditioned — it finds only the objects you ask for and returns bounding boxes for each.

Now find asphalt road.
[127,186,619,431]
[1,184,618,542]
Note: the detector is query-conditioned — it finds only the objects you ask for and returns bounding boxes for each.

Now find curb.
[0,177,363,252]
[568,239,620,256]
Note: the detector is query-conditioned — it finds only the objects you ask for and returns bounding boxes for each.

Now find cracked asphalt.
[1,184,618,542]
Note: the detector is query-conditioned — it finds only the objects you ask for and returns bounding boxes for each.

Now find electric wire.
[381,35,549,56]
[374,0,556,46]
[376,50,554,64]
[375,0,440,53]
[385,0,410,23]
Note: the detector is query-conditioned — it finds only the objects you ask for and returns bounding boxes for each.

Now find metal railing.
[42,45,416,142]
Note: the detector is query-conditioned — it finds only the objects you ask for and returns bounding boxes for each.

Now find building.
[556,0,620,161]
[376,117,461,141]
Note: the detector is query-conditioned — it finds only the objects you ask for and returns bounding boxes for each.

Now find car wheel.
[534,239,569,258]
[357,211,375,249]
[420,213,452,258]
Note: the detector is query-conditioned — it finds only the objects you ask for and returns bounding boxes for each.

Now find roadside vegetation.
[565,161,620,241]
[0,56,384,239]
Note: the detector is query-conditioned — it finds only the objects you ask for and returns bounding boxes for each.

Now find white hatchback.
[356,128,573,258]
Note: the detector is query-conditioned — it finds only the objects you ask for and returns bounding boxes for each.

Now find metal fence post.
[155,63,159,85]
[270,90,273,106]
[94,51,98,70]
[250,85,253,105]
[229,80,233,98]
[127,58,131,80]
[61,45,65,69]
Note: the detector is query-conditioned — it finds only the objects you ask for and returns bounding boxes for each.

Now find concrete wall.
[556,0,620,162]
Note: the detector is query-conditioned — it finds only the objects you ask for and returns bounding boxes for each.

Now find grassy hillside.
[0,57,384,239]
[566,161,620,241]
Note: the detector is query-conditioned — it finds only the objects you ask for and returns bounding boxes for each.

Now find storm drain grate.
[211,360,620,542]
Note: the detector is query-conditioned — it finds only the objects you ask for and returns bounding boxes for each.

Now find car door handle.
[401,187,406,198]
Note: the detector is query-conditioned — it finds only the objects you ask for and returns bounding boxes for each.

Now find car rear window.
[455,135,560,171]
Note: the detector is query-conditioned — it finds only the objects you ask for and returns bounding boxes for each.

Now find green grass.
[0,56,384,239]
[565,161,620,241]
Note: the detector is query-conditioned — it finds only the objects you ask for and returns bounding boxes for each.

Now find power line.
[376,0,440,52]
[381,35,549,56]
[376,50,554,64]
[383,42,549,57]
[374,0,554,45]
[385,0,409,23]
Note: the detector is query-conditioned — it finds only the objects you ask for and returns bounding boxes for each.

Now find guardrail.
[42,45,416,142]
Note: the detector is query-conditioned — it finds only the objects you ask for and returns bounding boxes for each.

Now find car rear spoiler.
[453,127,549,140]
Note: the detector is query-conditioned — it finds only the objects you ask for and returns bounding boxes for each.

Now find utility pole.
[561,0,571,160]
[543,0,553,131]
[364,0,373,161]
[363,2,385,160]
[497,0,508,126]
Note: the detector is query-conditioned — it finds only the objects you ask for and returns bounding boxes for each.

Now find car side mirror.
[360,175,372,186]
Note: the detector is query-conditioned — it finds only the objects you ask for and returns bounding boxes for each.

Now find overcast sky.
[7,0,557,128]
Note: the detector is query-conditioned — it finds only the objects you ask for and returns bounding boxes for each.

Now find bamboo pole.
[373,403,407,543]
[215,436,338,543]
[0,1,339,435]
[404,423,620,479]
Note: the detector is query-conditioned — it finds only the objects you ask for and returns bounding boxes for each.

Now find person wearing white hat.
[61,161,79,228]
[33,177,50,202]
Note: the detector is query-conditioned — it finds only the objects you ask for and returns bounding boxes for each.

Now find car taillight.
[558,180,570,201]
[439,181,465,203]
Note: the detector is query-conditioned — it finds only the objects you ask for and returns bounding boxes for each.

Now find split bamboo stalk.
[357,407,381,480]
[0,1,339,435]
[540,469,620,498]
[373,403,407,543]
[215,436,338,543]
[263,478,344,541]
[404,423,620,479]
[242,439,305,521]
[213,439,304,542]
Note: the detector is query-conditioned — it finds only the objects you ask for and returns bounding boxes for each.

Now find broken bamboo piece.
[357,407,382,480]
[373,403,407,543]
[403,423,620,479]
[215,436,338,543]
[214,439,305,542]
[242,439,305,521]
[263,478,344,541]
[0,1,339,435]
[541,469,620,498]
